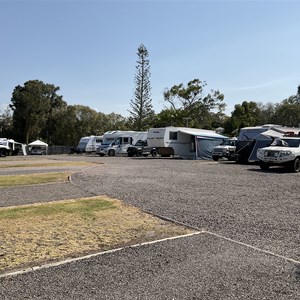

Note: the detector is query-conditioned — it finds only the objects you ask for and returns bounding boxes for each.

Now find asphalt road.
[0,155,299,299]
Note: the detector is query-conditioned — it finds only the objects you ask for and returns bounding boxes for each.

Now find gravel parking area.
[0,155,299,299]
[71,157,300,262]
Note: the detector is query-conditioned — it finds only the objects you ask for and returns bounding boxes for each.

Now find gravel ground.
[0,155,299,299]
[71,157,300,262]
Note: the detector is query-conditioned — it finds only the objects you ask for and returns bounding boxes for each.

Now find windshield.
[77,141,88,149]
[271,138,300,147]
[221,139,236,146]
[101,141,112,146]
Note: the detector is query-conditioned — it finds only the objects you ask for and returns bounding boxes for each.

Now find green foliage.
[230,101,260,129]
[272,88,300,127]
[163,79,226,128]
[0,106,13,138]
[129,44,155,130]
[9,80,66,144]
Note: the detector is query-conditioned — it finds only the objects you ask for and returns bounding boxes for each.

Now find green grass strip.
[0,198,116,220]
[0,172,70,187]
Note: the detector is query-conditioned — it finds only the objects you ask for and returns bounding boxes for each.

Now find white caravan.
[146,127,227,159]
[96,130,147,156]
[76,135,103,153]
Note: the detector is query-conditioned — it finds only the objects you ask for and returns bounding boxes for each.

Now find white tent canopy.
[28,140,48,147]
[28,140,48,155]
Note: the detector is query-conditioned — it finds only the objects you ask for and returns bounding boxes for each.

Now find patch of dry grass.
[0,197,195,273]
[0,161,99,168]
[0,172,70,187]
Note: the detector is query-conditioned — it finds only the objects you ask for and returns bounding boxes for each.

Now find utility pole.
[183,117,191,127]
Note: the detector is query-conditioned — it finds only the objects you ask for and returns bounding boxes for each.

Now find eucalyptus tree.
[129,44,155,130]
[273,86,300,127]
[163,79,225,128]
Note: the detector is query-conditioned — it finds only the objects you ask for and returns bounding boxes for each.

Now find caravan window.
[169,132,177,140]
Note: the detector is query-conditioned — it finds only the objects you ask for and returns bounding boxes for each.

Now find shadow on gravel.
[295,265,300,281]
[247,167,293,174]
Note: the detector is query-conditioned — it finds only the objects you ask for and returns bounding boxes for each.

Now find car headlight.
[279,151,292,157]
[257,148,262,155]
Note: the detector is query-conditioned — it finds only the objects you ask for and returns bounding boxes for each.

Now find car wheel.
[99,153,105,157]
[151,150,158,157]
[0,149,7,157]
[108,149,115,157]
[289,157,300,173]
[136,151,142,157]
[259,161,270,170]
[212,156,219,161]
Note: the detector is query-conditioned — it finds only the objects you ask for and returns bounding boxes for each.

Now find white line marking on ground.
[0,232,202,278]
[202,230,300,265]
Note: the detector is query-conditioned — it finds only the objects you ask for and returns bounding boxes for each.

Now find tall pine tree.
[129,44,155,130]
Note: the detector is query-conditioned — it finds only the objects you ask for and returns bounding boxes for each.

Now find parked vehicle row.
[73,124,300,173]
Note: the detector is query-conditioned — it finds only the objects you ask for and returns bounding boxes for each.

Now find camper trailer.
[145,127,227,159]
[75,135,103,153]
[235,125,300,163]
[96,131,147,156]
[0,138,27,157]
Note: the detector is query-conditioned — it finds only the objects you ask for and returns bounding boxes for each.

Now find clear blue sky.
[1,0,300,117]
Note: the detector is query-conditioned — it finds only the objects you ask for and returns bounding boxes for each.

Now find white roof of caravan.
[28,140,48,146]
[177,127,227,139]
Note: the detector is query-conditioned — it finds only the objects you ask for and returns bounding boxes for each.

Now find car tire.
[212,156,219,161]
[0,149,7,157]
[259,161,270,170]
[108,149,115,157]
[136,151,142,157]
[152,150,158,157]
[288,157,300,173]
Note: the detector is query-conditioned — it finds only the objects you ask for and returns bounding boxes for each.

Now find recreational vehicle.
[75,135,103,153]
[146,127,227,159]
[0,138,27,157]
[96,130,147,156]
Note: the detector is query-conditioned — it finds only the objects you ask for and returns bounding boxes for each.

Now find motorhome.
[146,127,227,159]
[75,135,103,153]
[0,138,27,157]
[96,130,147,156]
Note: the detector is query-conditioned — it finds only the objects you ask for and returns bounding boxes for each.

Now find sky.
[1,0,300,118]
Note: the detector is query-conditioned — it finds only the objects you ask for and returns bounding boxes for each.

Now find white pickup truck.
[256,137,300,172]
[212,138,237,161]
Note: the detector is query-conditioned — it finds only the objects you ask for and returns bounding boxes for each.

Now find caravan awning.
[178,128,227,139]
